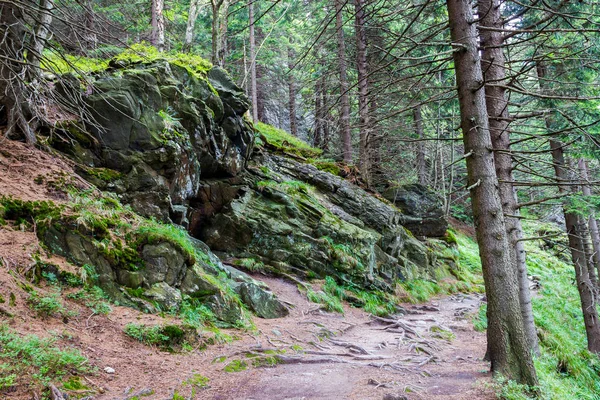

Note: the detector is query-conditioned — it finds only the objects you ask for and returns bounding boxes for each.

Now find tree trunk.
[355,0,370,184]
[28,0,54,71]
[335,0,352,163]
[151,0,165,51]
[537,61,600,353]
[550,140,600,353]
[579,158,600,284]
[478,0,539,356]
[321,74,330,152]
[314,72,323,147]
[249,0,258,123]
[218,0,229,66]
[413,105,427,186]
[183,0,201,52]
[447,0,538,385]
[211,0,220,64]
[288,48,297,136]
[0,2,35,143]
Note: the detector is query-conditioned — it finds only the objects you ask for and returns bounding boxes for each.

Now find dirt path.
[198,277,494,400]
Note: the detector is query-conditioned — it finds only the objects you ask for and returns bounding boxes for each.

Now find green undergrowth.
[255,122,322,158]
[498,239,600,399]
[0,325,91,393]
[124,323,189,351]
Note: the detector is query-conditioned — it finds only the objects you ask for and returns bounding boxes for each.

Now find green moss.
[41,51,109,75]
[224,359,247,373]
[0,197,63,227]
[113,43,212,77]
[255,122,322,158]
[310,159,342,176]
[83,167,123,183]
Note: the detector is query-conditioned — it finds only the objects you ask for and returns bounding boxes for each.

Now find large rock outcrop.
[194,153,437,291]
[49,55,449,311]
[55,59,254,223]
[37,218,287,323]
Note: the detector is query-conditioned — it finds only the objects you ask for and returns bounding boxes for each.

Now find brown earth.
[0,140,494,400]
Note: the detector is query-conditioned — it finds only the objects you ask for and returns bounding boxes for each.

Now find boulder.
[238,282,289,319]
[55,59,254,222]
[383,184,448,237]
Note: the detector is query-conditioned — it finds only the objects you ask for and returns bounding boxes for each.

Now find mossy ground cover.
[0,325,91,393]
[255,122,323,159]
[41,43,212,78]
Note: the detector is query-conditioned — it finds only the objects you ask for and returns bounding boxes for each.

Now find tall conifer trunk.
[446,0,538,384]
[478,0,539,356]
[335,0,352,163]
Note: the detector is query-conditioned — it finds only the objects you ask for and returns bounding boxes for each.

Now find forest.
[1,0,600,399]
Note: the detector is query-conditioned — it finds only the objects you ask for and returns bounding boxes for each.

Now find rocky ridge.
[33,56,452,324]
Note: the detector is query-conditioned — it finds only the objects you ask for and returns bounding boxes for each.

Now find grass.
[67,286,112,315]
[0,324,91,391]
[497,242,600,399]
[27,291,73,319]
[124,323,187,351]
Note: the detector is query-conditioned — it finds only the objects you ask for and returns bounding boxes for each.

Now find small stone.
[383,394,408,400]
[104,366,115,374]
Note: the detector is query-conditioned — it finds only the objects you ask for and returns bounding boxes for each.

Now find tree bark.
[288,47,297,136]
[550,140,600,353]
[151,0,165,51]
[249,0,258,123]
[314,72,323,147]
[0,2,35,143]
[28,0,54,71]
[335,0,352,163]
[217,0,229,66]
[447,0,538,385]
[413,105,427,186]
[321,74,330,152]
[579,158,600,285]
[183,0,201,52]
[478,0,539,356]
[355,0,370,184]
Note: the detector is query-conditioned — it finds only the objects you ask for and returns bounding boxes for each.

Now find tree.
[413,105,427,186]
[288,46,297,136]
[446,0,538,384]
[478,0,539,355]
[355,0,370,183]
[151,0,165,51]
[536,60,600,353]
[335,0,352,163]
[183,0,201,52]
[249,0,258,123]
